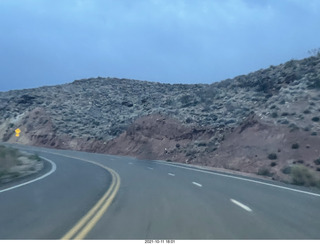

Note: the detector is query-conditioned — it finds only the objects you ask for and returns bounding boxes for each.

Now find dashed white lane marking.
[154,161,320,197]
[168,173,175,176]
[0,157,57,194]
[192,182,202,187]
[147,167,154,170]
[230,199,252,212]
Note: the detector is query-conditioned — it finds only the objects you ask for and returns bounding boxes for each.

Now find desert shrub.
[279,99,286,105]
[93,121,100,126]
[290,165,319,187]
[281,112,289,116]
[281,166,292,174]
[271,112,278,118]
[311,132,317,136]
[197,142,207,147]
[0,147,21,160]
[186,149,197,157]
[314,158,320,165]
[291,143,299,149]
[292,160,304,165]
[186,117,193,123]
[303,110,311,114]
[312,117,320,122]
[258,168,273,176]
[268,153,277,160]
[307,75,320,89]
[270,162,277,167]
[280,119,289,124]
[28,154,41,161]
[289,123,299,132]
[179,94,196,107]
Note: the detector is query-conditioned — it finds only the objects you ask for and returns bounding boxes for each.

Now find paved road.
[1,143,320,239]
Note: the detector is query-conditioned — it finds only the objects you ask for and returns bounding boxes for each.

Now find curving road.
[0,143,320,239]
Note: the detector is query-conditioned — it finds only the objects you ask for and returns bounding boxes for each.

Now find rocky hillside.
[1,54,320,186]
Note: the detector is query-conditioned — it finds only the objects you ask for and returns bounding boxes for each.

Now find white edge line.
[168,173,175,176]
[231,199,252,212]
[192,182,202,187]
[0,156,57,193]
[155,161,320,197]
[147,167,153,170]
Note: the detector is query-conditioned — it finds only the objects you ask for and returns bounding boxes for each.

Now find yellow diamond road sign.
[15,128,21,134]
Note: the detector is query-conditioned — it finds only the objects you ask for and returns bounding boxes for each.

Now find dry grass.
[290,165,320,188]
[0,145,22,171]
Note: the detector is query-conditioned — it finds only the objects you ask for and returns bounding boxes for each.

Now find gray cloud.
[1,0,320,91]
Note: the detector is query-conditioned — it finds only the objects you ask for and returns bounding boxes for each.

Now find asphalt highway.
[0,143,320,239]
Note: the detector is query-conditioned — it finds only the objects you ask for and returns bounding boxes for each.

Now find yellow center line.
[74,171,120,239]
[39,151,121,240]
[61,171,117,240]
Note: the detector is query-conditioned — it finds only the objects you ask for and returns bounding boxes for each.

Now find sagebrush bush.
[268,153,277,160]
[290,165,320,187]
[291,143,299,149]
[281,166,291,174]
[271,112,278,118]
[314,158,320,165]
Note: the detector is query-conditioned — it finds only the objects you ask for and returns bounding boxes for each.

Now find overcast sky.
[0,0,320,91]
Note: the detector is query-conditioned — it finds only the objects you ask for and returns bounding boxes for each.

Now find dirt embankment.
[101,114,220,161]
[3,107,320,184]
[211,113,320,182]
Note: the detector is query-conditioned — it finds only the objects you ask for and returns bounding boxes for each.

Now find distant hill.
[1,54,320,187]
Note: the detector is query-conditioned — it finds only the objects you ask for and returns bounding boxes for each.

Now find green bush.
[291,143,299,149]
[290,165,320,187]
[268,153,277,160]
[270,162,277,167]
[312,117,320,122]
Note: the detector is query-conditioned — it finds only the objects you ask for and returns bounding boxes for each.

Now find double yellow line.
[41,151,121,240]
